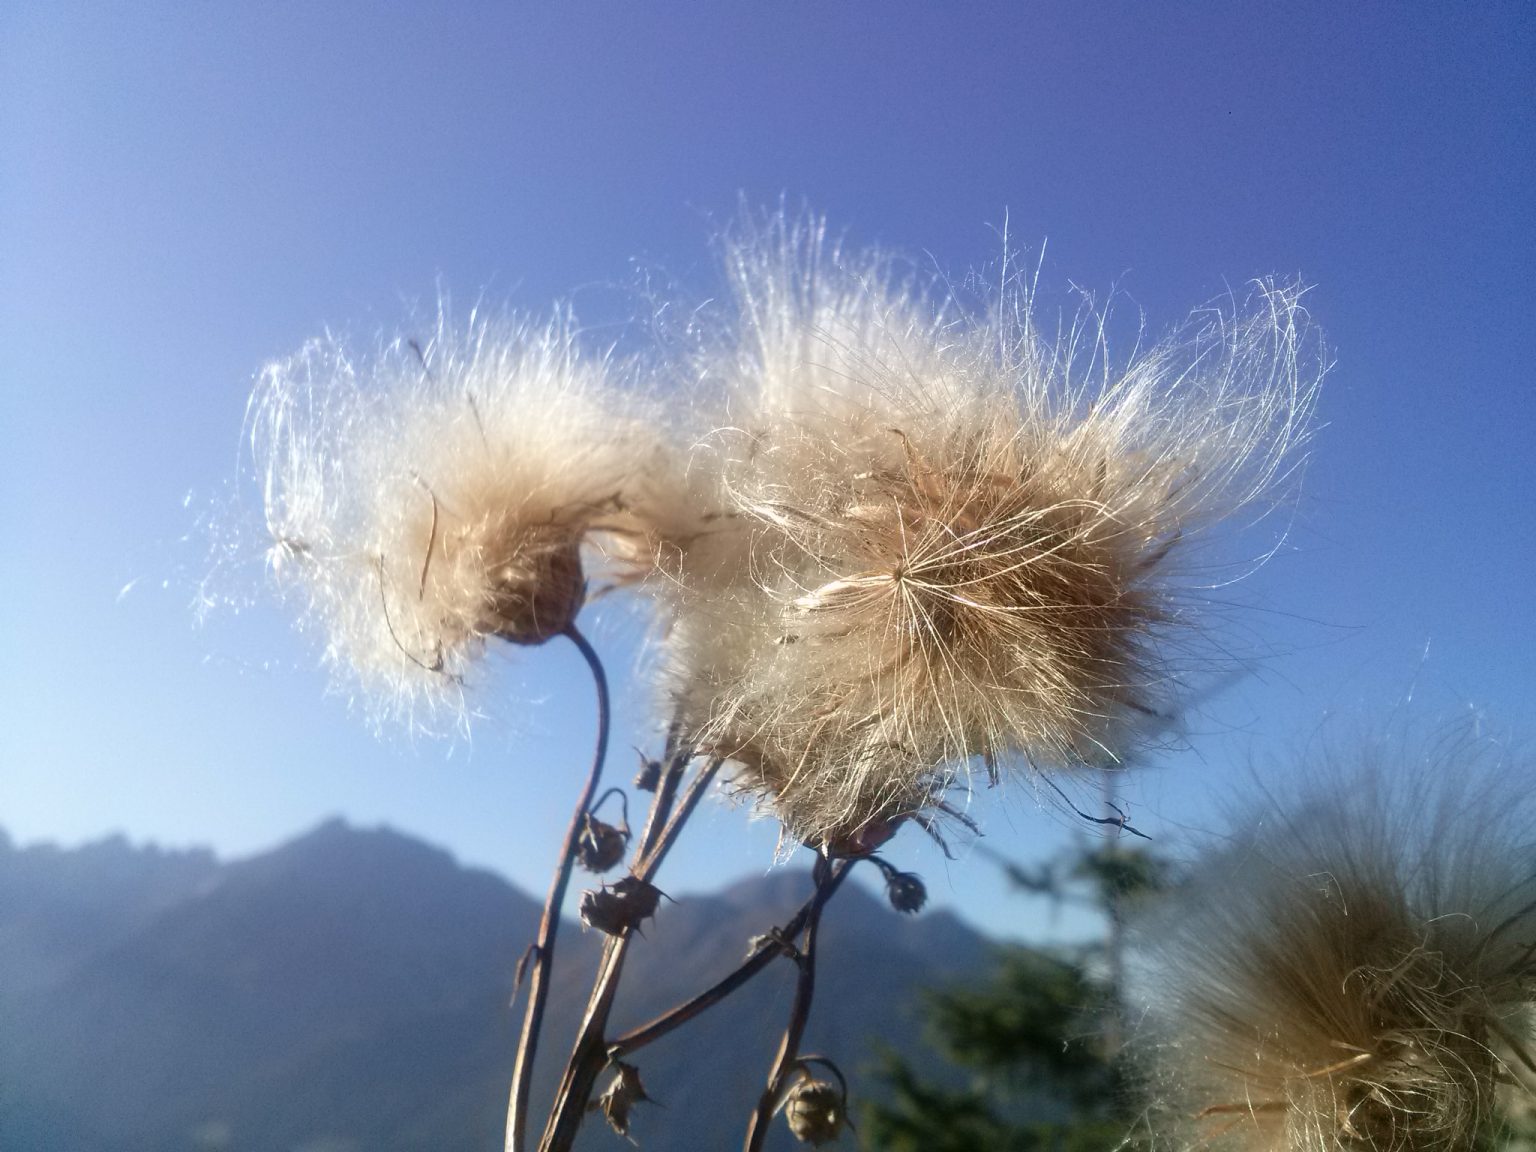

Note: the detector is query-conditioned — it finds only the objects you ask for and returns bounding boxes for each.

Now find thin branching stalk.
[636,754,724,877]
[744,853,838,1152]
[539,755,725,1152]
[505,624,612,1152]
[608,859,854,1060]
[633,724,688,860]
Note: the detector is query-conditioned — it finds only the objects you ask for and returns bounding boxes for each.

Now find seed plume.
[1141,744,1536,1151]
[247,304,663,731]
[666,215,1320,850]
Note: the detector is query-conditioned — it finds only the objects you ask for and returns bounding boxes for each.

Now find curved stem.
[608,858,853,1060]
[743,853,837,1152]
[537,756,724,1152]
[503,624,611,1152]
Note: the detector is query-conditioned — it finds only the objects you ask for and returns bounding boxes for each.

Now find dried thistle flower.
[588,1061,652,1142]
[576,813,629,874]
[777,1058,853,1146]
[246,303,667,730]
[632,754,663,793]
[575,788,631,874]
[667,215,1322,850]
[783,1080,847,1146]
[878,864,928,915]
[1141,743,1536,1151]
[580,875,666,936]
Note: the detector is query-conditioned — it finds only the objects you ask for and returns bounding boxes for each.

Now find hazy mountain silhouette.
[0,821,992,1150]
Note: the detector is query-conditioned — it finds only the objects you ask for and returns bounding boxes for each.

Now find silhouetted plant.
[232,210,1320,1151]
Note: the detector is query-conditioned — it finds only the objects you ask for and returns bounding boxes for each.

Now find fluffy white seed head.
[248,305,666,732]
[662,216,1321,851]
[1140,744,1536,1151]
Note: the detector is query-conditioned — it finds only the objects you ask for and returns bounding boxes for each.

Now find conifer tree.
[863,837,1165,1151]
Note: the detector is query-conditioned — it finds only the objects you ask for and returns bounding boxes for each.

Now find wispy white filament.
[247,304,666,733]
[660,214,1322,850]
[1140,741,1536,1150]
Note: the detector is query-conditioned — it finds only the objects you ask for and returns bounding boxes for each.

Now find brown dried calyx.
[483,530,586,646]
[576,813,629,874]
[875,862,927,915]
[588,1060,652,1141]
[632,754,663,792]
[580,875,666,936]
[576,788,632,874]
[779,1060,851,1147]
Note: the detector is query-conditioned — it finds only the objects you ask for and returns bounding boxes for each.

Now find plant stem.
[634,725,688,860]
[608,858,853,1060]
[503,625,611,1152]
[743,853,837,1152]
[537,755,724,1152]
[636,753,723,878]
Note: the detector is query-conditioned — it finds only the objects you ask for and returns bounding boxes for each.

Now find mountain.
[0,822,993,1151]
[0,830,218,1004]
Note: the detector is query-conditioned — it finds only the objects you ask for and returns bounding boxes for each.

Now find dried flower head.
[880,866,928,915]
[247,304,666,730]
[580,874,666,937]
[1141,743,1536,1151]
[777,1058,853,1147]
[588,1060,652,1142]
[666,215,1322,850]
[575,813,629,874]
[783,1079,847,1146]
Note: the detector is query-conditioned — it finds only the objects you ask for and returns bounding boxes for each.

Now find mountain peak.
[3,820,993,1151]
[245,816,461,879]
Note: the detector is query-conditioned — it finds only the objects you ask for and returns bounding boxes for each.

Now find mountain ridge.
[1,819,993,1150]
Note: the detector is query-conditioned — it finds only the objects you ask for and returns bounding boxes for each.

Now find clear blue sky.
[3,2,1533,938]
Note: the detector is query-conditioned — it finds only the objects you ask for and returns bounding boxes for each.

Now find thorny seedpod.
[632,754,663,793]
[782,1078,848,1146]
[575,812,629,874]
[882,869,927,915]
[587,1061,652,1142]
[580,875,666,937]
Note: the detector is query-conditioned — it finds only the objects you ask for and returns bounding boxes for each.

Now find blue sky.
[3,2,1533,939]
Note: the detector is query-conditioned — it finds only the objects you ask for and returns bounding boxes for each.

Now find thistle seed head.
[664,213,1322,849]
[481,529,586,646]
[245,303,669,732]
[1142,742,1536,1151]
[632,752,664,792]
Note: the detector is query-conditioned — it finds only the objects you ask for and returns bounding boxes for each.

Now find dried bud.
[486,532,586,646]
[883,870,927,915]
[588,1060,652,1140]
[575,813,629,874]
[580,875,665,936]
[783,1079,846,1146]
[821,814,903,859]
[633,755,663,792]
